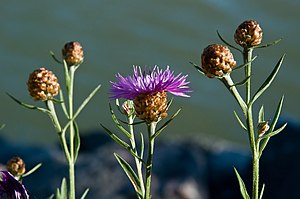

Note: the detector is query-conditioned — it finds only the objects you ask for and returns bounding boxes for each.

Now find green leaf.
[73,84,101,119]
[59,90,69,118]
[109,103,131,138]
[234,167,250,199]
[250,54,285,105]
[73,121,80,162]
[233,111,247,131]
[114,153,142,195]
[259,96,285,157]
[7,93,51,114]
[0,124,5,130]
[260,123,287,140]
[259,184,265,199]
[22,163,42,177]
[80,188,90,199]
[139,132,145,159]
[258,105,265,123]
[56,178,67,199]
[230,76,251,87]
[189,61,205,75]
[253,38,282,49]
[216,30,242,52]
[50,51,63,64]
[152,108,181,139]
[233,56,257,71]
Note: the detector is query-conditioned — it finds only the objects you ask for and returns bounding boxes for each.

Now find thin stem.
[244,48,253,104]
[68,66,76,199]
[128,114,145,198]
[145,122,156,199]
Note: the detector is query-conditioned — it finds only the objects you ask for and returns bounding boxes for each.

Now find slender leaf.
[73,121,80,161]
[56,178,67,199]
[259,184,265,199]
[7,93,50,114]
[0,124,5,130]
[259,96,284,157]
[216,30,242,52]
[234,167,250,199]
[59,90,69,118]
[258,105,265,123]
[139,132,145,159]
[22,163,42,177]
[109,103,131,138]
[251,54,285,105]
[73,84,101,119]
[253,38,282,49]
[63,60,71,91]
[80,188,90,199]
[234,111,247,131]
[114,153,142,195]
[152,108,181,139]
[260,123,287,140]
[50,51,63,64]
[189,61,205,75]
[233,56,257,71]
[230,76,251,87]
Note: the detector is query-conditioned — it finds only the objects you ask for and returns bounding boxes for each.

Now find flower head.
[110,66,191,122]
[110,66,191,100]
[234,20,263,47]
[27,67,60,101]
[201,44,236,78]
[6,157,26,177]
[62,41,84,66]
[0,171,29,199]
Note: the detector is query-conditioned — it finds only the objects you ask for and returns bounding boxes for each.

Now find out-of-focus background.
[0,0,299,146]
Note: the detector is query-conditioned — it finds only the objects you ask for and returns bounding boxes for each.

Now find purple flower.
[110,66,191,100]
[0,171,29,199]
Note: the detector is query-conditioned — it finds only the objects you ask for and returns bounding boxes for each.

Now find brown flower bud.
[133,91,168,123]
[258,121,270,137]
[234,20,263,47]
[201,44,236,78]
[6,157,26,177]
[27,68,60,101]
[62,41,84,66]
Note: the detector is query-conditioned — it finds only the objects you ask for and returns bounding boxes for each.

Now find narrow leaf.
[259,184,265,199]
[139,132,145,159]
[0,124,5,130]
[216,30,242,52]
[114,153,142,195]
[152,108,181,139]
[253,38,282,49]
[234,111,247,131]
[231,76,251,87]
[258,105,265,123]
[22,163,42,177]
[189,61,205,75]
[73,84,101,119]
[101,124,131,149]
[260,123,287,140]
[234,168,250,199]
[7,93,50,114]
[80,188,90,199]
[259,96,284,157]
[233,56,257,71]
[109,103,131,138]
[59,90,69,118]
[50,51,63,64]
[251,54,285,105]
[56,178,67,199]
[73,121,80,161]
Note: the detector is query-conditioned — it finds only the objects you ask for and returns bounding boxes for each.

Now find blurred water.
[0,0,299,147]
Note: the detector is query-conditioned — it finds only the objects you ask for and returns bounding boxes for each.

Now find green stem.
[128,114,145,198]
[68,66,76,199]
[244,48,253,104]
[145,122,156,199]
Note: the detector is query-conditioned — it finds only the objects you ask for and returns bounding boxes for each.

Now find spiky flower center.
[133,91,168,123]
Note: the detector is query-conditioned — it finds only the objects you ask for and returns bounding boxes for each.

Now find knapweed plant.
[102,66,191,199]
[192,20,286,199]
[8,41,101,199]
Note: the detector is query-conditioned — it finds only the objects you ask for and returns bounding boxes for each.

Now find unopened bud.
[62,41,84,66]
[258,121,270,137]
[234,20,263,48]
[6,157,26,177]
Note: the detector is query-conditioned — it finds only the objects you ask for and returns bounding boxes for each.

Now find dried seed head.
[234,20,263,47]
[62,41,84,66]
[133,91,168,123]
[201,44,236,78]
[27,67,60,101]
[6,157,26,177]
